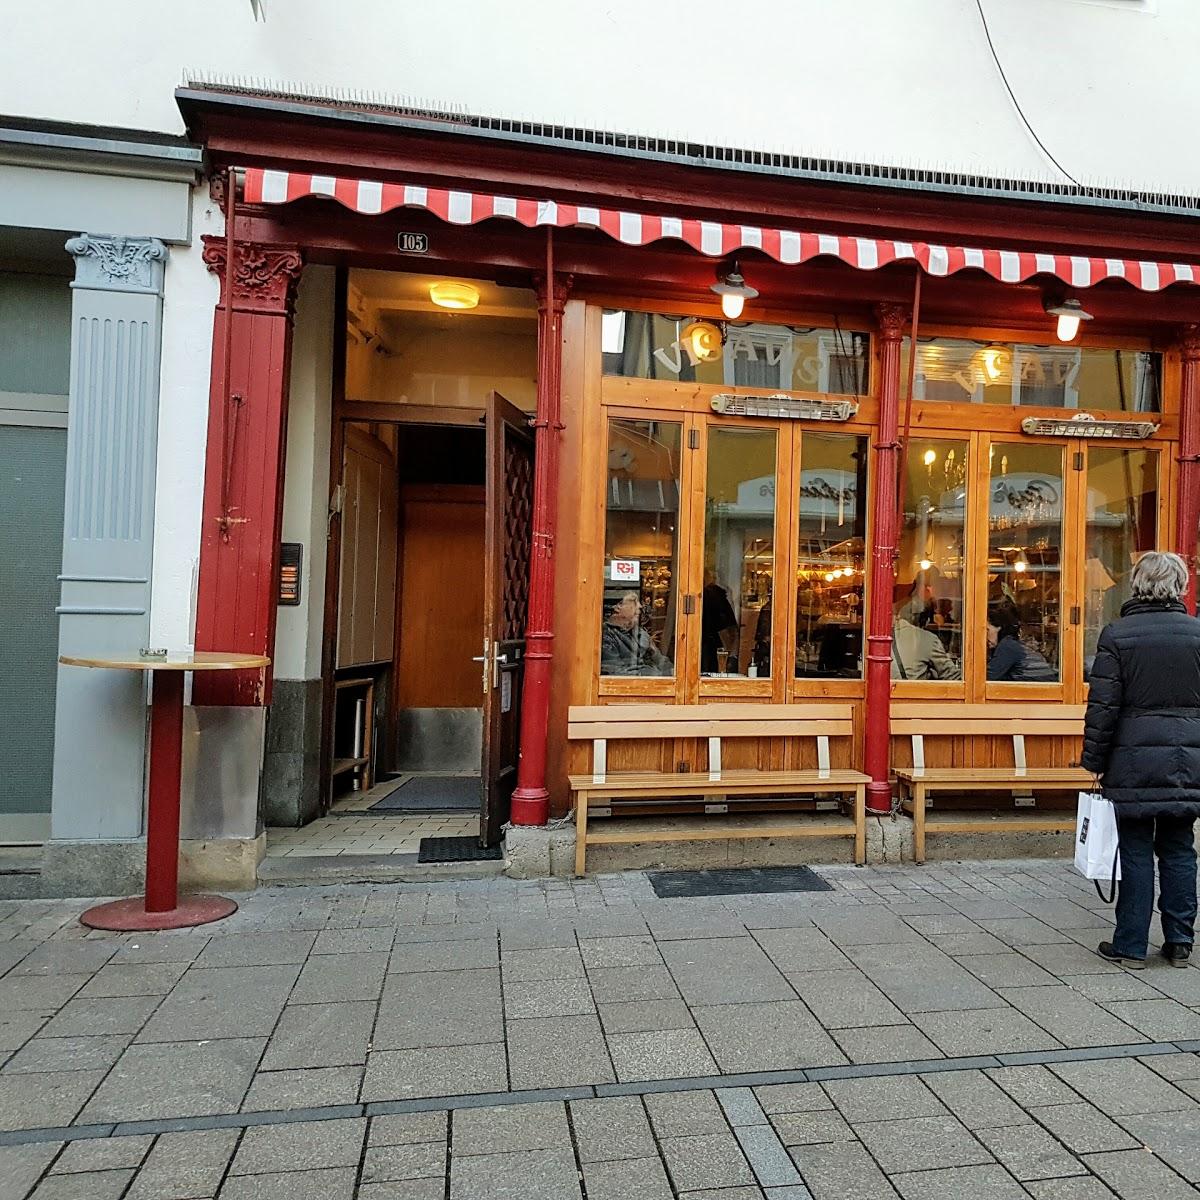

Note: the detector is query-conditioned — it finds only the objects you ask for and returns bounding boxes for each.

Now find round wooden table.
[58,651,270,931]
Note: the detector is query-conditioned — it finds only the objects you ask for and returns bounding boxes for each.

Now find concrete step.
[0,847,48,899]
[258,852,505,886]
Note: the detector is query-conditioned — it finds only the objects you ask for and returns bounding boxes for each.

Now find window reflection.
[795,434,868,678]
[1084,447,1158,677]
[599,419,681,677]
[895,440,967,680]
[987,443,1063,683]
[703,428,777,678]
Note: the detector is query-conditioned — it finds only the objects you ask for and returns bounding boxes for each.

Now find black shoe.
[1162,943,1192,969]
[1097,941,1146,970]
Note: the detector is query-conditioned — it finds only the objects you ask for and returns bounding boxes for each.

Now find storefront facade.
[174,83,1200,869]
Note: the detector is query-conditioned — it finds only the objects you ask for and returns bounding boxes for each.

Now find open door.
[479,391,534,845]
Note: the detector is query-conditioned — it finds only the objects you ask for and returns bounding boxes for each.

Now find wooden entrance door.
[480,392,535,845]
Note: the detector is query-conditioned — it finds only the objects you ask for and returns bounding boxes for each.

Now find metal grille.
[502,439,533,641]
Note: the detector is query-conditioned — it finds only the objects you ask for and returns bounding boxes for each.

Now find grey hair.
[1129,551,1189,603]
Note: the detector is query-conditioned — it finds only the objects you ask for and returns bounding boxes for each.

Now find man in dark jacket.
[1082,551,1200,969]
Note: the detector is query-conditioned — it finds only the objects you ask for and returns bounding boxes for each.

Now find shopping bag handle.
[1094,787,1119,905]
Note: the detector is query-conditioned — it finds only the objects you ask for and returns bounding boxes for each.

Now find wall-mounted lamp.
[1044,296,1093,343]
[711,260,758,320]
[682,319,725,363]
[429,280,480,310]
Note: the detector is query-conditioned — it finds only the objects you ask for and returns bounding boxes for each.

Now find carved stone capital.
[534,272,573,313]
[874,302,908,341]
[1178,324,1200,364]
[202,236,304,315]
[66,234,167,294]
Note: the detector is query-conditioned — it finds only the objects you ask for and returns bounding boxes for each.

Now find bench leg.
[853,784,866,865]
[574,792,588,877]
[913,784,927,864]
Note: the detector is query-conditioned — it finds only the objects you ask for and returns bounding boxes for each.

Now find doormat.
[646,866,833,899]
[370,776,480,813]
[418,836,502,863]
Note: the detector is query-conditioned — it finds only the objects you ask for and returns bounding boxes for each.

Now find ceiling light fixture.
[1043,296,1093,343]
[429,281,480,310]
[711,260,758,320]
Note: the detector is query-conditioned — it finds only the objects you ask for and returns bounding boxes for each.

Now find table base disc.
[80,894,238,931]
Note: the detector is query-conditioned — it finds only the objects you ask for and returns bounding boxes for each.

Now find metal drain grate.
[417,836,502,864]
[647,866,832,899]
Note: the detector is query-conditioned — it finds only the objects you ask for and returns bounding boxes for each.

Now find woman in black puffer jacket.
[1082,551,1200,970]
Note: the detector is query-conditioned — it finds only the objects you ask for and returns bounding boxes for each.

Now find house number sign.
[396,232,430,254]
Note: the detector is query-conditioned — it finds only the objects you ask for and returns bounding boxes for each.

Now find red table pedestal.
[78,668,239,932]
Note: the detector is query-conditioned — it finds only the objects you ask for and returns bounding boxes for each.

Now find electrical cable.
[975,0,1082,187]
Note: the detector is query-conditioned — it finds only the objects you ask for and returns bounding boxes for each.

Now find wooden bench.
[568,703,868,875]
[892,703,1092,863]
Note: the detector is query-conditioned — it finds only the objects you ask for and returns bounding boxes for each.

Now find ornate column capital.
[66,234,166,294]
[874,302,909,341]
[201,236,304,315]
[534,272,573,314]
[1178,324,1200,364]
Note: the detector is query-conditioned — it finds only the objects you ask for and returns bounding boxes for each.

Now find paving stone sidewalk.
[2,860,1200,1197]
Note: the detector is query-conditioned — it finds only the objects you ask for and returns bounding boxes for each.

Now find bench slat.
[569,769,869,793]
[891,720,1082,736]
[570,719,853,740]
[568,703,853,722]
[583,813,858,846]
[891,703,1087,720]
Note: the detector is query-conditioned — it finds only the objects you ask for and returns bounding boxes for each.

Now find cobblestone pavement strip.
[1,862,1200,1196]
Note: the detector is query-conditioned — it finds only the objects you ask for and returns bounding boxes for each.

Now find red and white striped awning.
[244,167,1200,293]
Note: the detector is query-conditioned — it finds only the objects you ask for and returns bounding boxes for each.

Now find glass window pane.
[796,434,869,678]
[900,337,1161,412]
[603,310,869,396]
[1084,448,1158,676]
[896,439,967,680]
[987,443,1064,683]
[703,427,777,678]
[600,419,681,677]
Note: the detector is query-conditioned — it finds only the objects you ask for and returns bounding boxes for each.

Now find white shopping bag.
[1074,791,1121,898]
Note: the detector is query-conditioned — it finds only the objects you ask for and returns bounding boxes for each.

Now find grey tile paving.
[645,1089,728,1138]
[583,1155,674,1200]
[693,1002,844,1072]
[660,1130,756,1193]
[1029,1102,1139,1154]
[230,1117,365,1174]
[769,1110,855,1146]
[597,999,696,1033]
[920,1070,1032,1130]
[1025,1181,1117,1199]
[717,1086,768,1127]
[503,976,595,1018]
[659,939,795,1006]
[374,968,503,1049]
[911,1007,1062,1056]
[500,947,584,981]
[79,1038,265,1123]
[2,1034,130,1074]
[587,965,681,1003]
[361,1042,508,1100]
[1121,1109,1200,1182]
[847,944,1006,1013]
[0,1069,105,1131]
[38,996,160,1038]
[507,1014,615,1088]
[754,1083,832,1115]
[261,1000,375,1069]
[218,1166,357,1200]
[135,964,300,1042]
[571,1095,658,1163]
[109,935,211,966]
[1102,997,1200,1040]
[361,1141,446,1182]
[289,952,387,1003]
[997,986,1147,1048]
[0,1010,48,1054]
[77,963,189,999]
[735,1123,807,1187]
[368,1110,447,1146]
[1049,1058,1195,1115]
[822,1075,947,1123]
[125,1127,240,1200]
[890,1163,1029,1200]
[977,1123,1088,1181]
[0,1142,61,1200]
[751,928,852,973]
[194,932,316,968]
[391,937,497,973]
[857,1114,994,1172]
[50,1134,152,1173]
[579,936,664,969]
[28,1168,135,1199]
[0,975,89,1011]
[986,1064,1081,1107]
[925,932,1012,956]
[1083,1149,1198,1199]
[607,1027,719,1081]
[312,927,393,955]
[449,1145,581,1200]
[977,917,1073,947]
[959,952,1061,988]
[1019,943,1124,976]
[10,942,115,977]
[1059,972,1162,1002]
[784,969,906,1029]
[451,1100,569,1155]
[786,1141,899,1200]
[831,1025,944,1064]
[242,1065,363,1110]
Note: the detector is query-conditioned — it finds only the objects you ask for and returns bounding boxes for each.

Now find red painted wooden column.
[863,303,908,815]
[510,260,571,826]
[193,237,304,705]
[1176,325,1200,614]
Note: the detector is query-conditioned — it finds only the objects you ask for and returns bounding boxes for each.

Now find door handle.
[472,646,508,690]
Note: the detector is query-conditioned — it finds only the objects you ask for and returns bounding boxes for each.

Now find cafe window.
[1084,447,1159,674]
[599,418,681,677]
[900,337,1161,411]
[602,310,869,396]
[702,427,777,677]
[896,439,968,681]
[796,433,869,678]
[987,442,1064,684]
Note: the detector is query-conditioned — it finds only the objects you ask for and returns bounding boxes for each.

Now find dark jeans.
[1113,814,1198,959]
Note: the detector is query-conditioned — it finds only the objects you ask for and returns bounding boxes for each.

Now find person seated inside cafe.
[600,590,673,676]
[892,583,962,680]
[986,600,1057,681]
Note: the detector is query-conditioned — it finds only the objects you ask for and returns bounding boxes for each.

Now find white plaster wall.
[3,0,1200,192]
[150,187,221,651]
[275,266,334,681]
